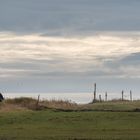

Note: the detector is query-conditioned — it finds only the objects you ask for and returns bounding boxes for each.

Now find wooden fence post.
[99,95,102,102]
[130,90,132,101]
[36,95,40,109]
[122,90,124,101]
[92,83,97,103]
[105,92,107,101]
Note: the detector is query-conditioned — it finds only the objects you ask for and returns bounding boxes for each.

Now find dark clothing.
[0,93,4,102]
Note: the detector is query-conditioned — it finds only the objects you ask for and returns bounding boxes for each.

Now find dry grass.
[0,97,140,112]
[0,97,40,111]
[0,103,26,112]
[41,99,78,110]
[0,97,78,111]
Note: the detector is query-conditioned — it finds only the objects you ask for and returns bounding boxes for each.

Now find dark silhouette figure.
[0,93,4,102]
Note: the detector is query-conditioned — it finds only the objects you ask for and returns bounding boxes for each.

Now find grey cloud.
[0,32,139,93]
[0,33,140,79]
[0,0,140,35]
[0,1,140,94]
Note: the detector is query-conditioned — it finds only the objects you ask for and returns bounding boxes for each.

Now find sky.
[0,0,140,97]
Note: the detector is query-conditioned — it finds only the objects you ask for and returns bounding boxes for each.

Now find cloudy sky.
[0,0,140,96]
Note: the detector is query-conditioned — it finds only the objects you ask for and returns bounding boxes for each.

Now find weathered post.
[93,83,97,103]
[99,94,102,102]
[130,90,132,101]
[105,92,107,101]
[122,90,124,101]
[36,95,40,110]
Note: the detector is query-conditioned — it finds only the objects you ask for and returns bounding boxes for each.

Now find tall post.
[122,90,124,101]
[130,90,132,101]
[93,83,96,103]
[105,92,108,101]
[36,94,40,109]
[99,95,102,102]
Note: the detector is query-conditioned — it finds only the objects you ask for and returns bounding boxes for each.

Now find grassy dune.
[0,98,139,140]
[79,100,140,112]
[1,97,140,112]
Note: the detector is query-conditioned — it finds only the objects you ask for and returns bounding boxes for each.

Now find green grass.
[79,101,140,111]
[0,110,140,140]
[0,98,140,139]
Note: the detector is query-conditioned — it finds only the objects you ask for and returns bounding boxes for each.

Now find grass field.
[0,110,140,139]
[0,99,140,140]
